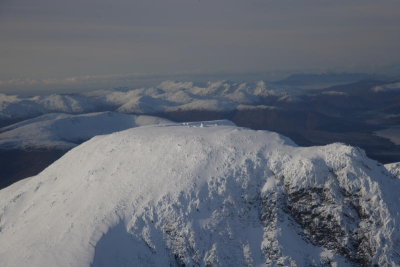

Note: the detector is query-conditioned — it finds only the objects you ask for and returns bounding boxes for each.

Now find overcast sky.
[1,0,400,92]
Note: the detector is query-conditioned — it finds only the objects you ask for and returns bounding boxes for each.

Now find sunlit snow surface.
[0,122,399,266]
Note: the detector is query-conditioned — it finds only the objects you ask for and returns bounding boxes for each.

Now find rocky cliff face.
[0,122,399,267]
[262,147,398,266]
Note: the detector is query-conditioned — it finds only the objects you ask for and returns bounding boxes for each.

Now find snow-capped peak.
[0,122,399,266]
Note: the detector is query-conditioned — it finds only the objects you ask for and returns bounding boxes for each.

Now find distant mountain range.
[0,80,301,124]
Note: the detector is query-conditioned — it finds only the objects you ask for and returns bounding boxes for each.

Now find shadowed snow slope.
[0,122,399,267]
[0,112,172,149]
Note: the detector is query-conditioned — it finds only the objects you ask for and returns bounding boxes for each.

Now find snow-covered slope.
[0,122,399,267]
[385,162,400,178]
[0,112,171,149]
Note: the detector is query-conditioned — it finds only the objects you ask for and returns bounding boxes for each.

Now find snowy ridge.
[0,112,171,149]
[0,93,107,121]
[385,162,400,178]
[0,81,299,121]
[0,123,399,266]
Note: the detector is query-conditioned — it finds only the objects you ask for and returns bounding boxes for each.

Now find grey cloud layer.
[1,0,400,81]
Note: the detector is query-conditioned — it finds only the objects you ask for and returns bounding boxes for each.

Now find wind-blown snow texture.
[0,111,171,149]
[0,81,299,121]
[0,122,399,267]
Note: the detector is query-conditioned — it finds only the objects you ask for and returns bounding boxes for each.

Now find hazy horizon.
[1,0,400,94]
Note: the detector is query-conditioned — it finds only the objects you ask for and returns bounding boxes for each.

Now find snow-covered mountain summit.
[0,122,399,266]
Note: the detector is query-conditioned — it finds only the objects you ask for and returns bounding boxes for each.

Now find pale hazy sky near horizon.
[1,0,400,92]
